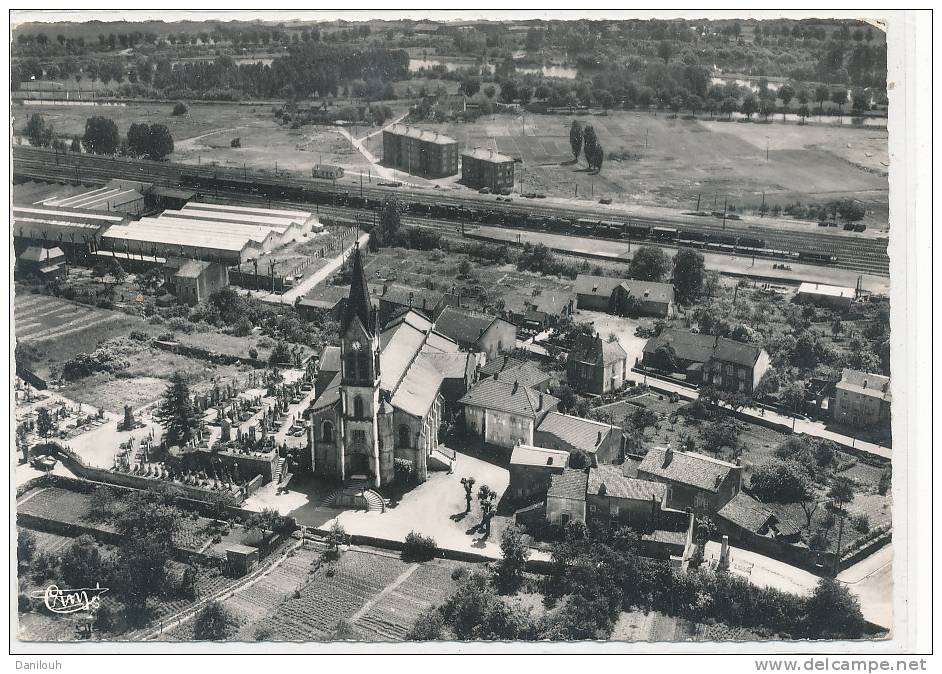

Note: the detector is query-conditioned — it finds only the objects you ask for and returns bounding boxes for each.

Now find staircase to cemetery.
[322,478,385,513]
[428,445,456,472]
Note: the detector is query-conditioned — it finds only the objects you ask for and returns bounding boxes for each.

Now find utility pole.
[722,197,727,230]
[766,136,770,161]
[696,193,701,212]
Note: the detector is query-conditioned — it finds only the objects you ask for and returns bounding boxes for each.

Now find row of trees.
[24,113,175,160]
[627,246,707,303]
[569,121,604,172]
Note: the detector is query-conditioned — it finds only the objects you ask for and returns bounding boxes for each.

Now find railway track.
[12,146,889,276]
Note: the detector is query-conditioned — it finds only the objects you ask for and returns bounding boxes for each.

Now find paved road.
[637,373,891,460]
[837,542,893,629]
[246,232,370,305]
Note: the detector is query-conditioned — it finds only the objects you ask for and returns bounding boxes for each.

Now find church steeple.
[341,243,373,336]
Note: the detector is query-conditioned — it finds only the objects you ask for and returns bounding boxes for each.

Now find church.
[306,245,471,488]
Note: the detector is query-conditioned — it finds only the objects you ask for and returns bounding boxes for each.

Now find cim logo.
[30,584,110,615]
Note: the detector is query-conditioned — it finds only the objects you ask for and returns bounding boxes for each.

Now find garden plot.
[14,294,125,344]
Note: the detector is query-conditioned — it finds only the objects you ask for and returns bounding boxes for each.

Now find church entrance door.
[349,452,370,478]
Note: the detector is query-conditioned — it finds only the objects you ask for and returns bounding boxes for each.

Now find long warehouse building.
[153,216,280,252]
[101,216,261,264]
[12,205,126,253]
[181,202,321,235]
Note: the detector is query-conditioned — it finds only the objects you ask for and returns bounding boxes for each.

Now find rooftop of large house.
[573,273,624,299]
[537,412,617,454]
[547,468,589,501]
[385,124,457,146]
[614,279,675,305]
[459,378,558,419]
[19,246,65,263]
[434,306,505,346]
[479,355,528,378]
[490,361,549,390]
[462,147,514,163]
[837,368,891,401]
[174,259,214,279]
[510,444,570,469]
[716,493,801,538]
[644,329,762,367]
[637,446,739,493]
[588,464,667,501]
[570,332,627,365]
[797,282,856,299]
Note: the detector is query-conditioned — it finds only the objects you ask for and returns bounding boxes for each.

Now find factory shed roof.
[102,220,253,253]
[182,200,315,222]
[170,207,299,233]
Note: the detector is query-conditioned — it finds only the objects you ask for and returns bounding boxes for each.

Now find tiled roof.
[532,292,573,315]
[459,378,558,419]
[434,306,501,346]
[716,493,774,532]
[510,444,569,469]
[570,333,626,366]
[637,447,739,493]
[319,346,341,373]
[837,369,891,401]
[574,273,623,299]
[479,355,528,378]
[588,464,667,501]
[390,353,444,418]
[174,259,213,279]
[310,372,341,411]
[462,147,514,163]
[614,279,675,305]
[19,246,65,263]
[491,361,550,389]
[537,412,615,454]
[379,286,442,312]
[386,124,457,146]
[643,329,761,367]
[421,351,472,379]
[642,529,687,546]
[547,468,588,501]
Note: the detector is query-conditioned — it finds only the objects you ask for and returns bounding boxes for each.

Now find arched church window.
[322,421,334,443]
[357,350,370,381]
[398,424,411,448]
[353,395,364,419]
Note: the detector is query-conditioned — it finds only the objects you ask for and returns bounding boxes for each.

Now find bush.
[172,102,189,116]
[18,592,33,613]
[253,624,273,641]
[394,457,416,485]
[408,608,445,640]
[851,514,870,534]
[94,602,116,631]
[193,601,238,641]
[248,347,259,360]
[402,531,438,562]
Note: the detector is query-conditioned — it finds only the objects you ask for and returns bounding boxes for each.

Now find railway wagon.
[737,236,766,248]
[652,226,679,241]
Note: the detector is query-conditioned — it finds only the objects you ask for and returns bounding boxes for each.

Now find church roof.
[341,245,373,335]
[391,354,445,418]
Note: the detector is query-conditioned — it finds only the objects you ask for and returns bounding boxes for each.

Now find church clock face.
[351,340,361,351]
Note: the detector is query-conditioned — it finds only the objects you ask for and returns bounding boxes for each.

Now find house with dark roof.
[458,378,559,449]
[534,412,623,464]
[586,464,667,531]
[642,329,770,394]
[16,246,66,282]
[504,291,575,331]
[545,468,589,526]
[831,368,891,429]
[434,306,517,360]
[573,274,624,311]
[610,280,676,318]
[377,285,456,326]
[508,444,570,504]
[715,493,802,544]
[566,332,628,394]
[636,445,743,514]
[482,356,552,393]
[306,246,462,488]
[315,346,342,398]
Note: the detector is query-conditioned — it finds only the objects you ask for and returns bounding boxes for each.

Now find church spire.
[341,243,373,335]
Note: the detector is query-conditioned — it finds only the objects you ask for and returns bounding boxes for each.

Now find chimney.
[408,291,414,308]
[503,354,509,370]
[596,430,602,446]
[662,443,673,468]
[383,283,388,294]
[494,372,499,381]
[538,393,544,409]
[512,380,519,395]
[422,298,427,310]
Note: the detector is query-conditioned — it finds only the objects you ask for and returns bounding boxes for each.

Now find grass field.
[408,110,889,225]
[13,100,371,175]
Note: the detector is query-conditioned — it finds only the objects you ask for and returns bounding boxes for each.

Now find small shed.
[226,544,260,576]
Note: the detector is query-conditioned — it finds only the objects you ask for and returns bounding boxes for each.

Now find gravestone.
[123,405,133,430]
[221,418,232,442]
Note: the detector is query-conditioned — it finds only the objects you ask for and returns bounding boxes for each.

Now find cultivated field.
[408,110,889,225]
[13,101,371,175]
[14,292,132,347]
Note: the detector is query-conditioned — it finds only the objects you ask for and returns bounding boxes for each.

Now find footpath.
[633,370,891,461]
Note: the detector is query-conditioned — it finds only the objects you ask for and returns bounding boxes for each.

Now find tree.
[657,40,673,64]
[720,96,738,119]
[582,124,598,168]
[588,143,604,172]
[804,578,865,639]
[172,102,188,116]
[60,535,107,588]
[814,85,830,113]
[36,407,55,438]
[628,245,671,282]
[193,601,237,640]
[155,372,198,447]
[376,197,401,247]
[750,458,813,504]
[26,114,55,147]
[495,525,530,592]
[759,99,775,121]
[569,120,583,160]
[17,530,37,569]
[127,122,150,156]
[672,247,705,302]
[797,104,811,124]
[483,84,496,99]
[83,116,120,155]
[740,94,758,119]
[459,76,480,97]
[147,123,174,160]
[700,418,742,454]
[778,83,795,120]
[70,136,81,152]
[831,88,848,115]
[114,492,180,621]
[851,89,869,115]
[649,344,676,372]
[460,476,476,513]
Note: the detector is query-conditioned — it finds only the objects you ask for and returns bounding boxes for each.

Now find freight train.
[179,168,838,265]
